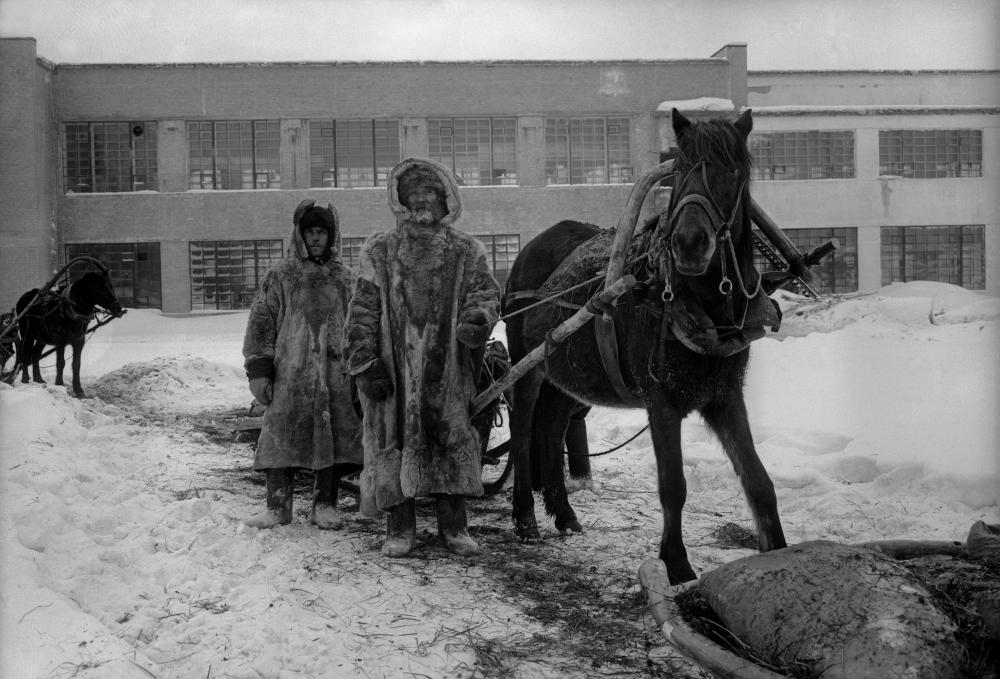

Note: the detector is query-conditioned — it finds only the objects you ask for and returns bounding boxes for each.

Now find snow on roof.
[656,97,735,113]
[751,104,1000,116]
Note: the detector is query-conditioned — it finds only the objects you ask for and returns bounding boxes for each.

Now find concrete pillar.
[400,118,427,159]
[516,116,546,187]
[158,120,189,193]
[280,119,308,189]
[159,239,191,313]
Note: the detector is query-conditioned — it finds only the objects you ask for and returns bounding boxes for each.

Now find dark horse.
[16,269,124,398]
[504,109,786,584]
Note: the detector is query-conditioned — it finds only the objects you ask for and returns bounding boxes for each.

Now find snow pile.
[1,283,998,678]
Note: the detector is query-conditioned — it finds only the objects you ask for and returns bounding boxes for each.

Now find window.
[187,121,280,190]
[881,225,985,289]
[309,120,400,188]
[749,131,855,181]
[190,240,284,310]
[475,234,521,285]
[545,117,632,185]
[63,122,158,193]
[340,236,368,269]
[65,243,162,308]
[879,130,982,178]
[753,227,858,294]
[428,118,517,186]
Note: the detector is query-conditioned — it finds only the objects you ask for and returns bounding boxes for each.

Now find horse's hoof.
[556,518,584,534]
[515,519,541,544]
[666,563,698,585]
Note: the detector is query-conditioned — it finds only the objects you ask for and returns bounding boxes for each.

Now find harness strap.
[593,315,637,401]
[504,289,584,312]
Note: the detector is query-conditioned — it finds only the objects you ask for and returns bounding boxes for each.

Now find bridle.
[659,157,761,328]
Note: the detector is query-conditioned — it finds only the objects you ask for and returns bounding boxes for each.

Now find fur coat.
[345,158,501,515]
[243,205,363,471]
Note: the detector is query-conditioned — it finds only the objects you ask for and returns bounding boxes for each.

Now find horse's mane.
[675,118,753,179]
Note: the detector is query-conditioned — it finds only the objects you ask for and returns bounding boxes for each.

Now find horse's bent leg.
[510,369,544,542]
[645,388,697,584]
[54,344,66,386]
[18,333,30,383]
[70,340,85,398]
[701,397,786,552]
[534,383,582,533]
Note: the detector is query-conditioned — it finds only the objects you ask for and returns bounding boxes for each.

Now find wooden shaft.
[604,160,675,291]
[749,198,812,282]
[470,274,636,416]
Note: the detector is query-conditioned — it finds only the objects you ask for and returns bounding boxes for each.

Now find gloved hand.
[456,311,491,348]
[249,376,273,405]
[356,358,393,401]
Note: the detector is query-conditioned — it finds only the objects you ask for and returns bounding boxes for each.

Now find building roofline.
[50,57,727,70]
[752,104,1000,116]
[749,69,1000,76]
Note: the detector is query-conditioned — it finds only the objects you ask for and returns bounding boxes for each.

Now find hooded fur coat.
[345,158,501,515]
[243,205,362,471]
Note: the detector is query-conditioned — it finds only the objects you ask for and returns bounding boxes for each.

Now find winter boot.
[437,495,479,556]
[382,499,417,558]
[565,414,593,493]
[309,466,343,530]
[245,468,294,528]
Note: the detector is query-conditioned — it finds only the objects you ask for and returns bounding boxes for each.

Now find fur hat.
[297,204,336,238]
[397,166,447,205]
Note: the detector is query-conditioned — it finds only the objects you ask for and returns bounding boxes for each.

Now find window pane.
[190,239,283,310]
[64,121,158,193]
[545,116,629,185]
[878,130,982,178]
[880,225,985,289]
[310,120,337,187]
[545,118,570,185]
[336,120,373,188]
[750,131,855,181]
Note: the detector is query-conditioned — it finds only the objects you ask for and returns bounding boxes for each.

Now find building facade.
[1,37,997,314]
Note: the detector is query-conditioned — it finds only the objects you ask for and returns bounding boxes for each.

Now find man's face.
[405,184,448,226]
[303,226,330,257]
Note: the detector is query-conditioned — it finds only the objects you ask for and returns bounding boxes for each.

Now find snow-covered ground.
[1,281,998,678]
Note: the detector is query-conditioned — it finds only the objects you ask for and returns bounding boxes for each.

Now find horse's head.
[77,270,125,317]
[665,108,753,277]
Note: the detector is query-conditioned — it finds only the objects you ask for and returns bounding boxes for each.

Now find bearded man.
[344,157,501,557]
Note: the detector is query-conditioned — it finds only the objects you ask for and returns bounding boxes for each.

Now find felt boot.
[381,499,417,557]
[437,495,479,556]
[309,466,343,530]
[245,468,294,528]
[565,415,593,493]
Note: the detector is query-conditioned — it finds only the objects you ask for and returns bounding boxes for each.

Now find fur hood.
[387,157,463,227]
[290,200,341,260]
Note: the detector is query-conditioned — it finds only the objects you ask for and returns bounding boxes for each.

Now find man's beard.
[409,205,443,226]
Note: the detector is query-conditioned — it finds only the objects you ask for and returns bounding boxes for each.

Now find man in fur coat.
[243,200,363,530]
[345,158,501,557]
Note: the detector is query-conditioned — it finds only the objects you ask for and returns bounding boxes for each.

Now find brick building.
[1,37,997,313]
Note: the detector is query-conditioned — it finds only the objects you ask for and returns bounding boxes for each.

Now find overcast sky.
[0,0,997,70]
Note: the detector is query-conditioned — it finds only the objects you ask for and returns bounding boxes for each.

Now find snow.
[2,281,998,678]
[656,97,735,113]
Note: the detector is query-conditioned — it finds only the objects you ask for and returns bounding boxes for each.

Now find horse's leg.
[69,339,85,398]
[510,368,544,543]
[18,332,31,383]
[701,396,786,552]
[54,343,66,386]
[534,383,583,533]
[29,337,45,384]
[645,387,698,584]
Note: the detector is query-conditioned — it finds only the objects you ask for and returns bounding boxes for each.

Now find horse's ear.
[671,108,691,141]
[734,108,753,139]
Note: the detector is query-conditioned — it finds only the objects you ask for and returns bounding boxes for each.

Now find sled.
[638,522,1000,679]
[0,256,125,385]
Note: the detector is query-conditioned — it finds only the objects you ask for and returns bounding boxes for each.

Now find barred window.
[187,121,280,190]
[308,120,400,188]
[475,233,521,285]
[879,130,982,178]
[749,131,855,181]
[881,225,985,289]
[753,227,858,294]
[340,236,368,269]
[428,118,517,186]
[545,117,632,185]
[190,239,284,310]
[66,242,162,309]
[63,122,158,193]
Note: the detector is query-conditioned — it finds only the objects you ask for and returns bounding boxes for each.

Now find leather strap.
[594,314,636,401]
